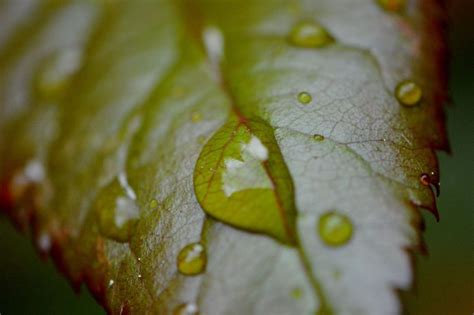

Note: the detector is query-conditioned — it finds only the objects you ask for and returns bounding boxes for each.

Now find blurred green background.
[0,2,472,315]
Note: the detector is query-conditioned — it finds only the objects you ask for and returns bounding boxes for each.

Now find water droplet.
[35,49,82,99]
[137,257,142,262]
[173,303,199,315]
[177,242,206,276]
[149,198,159,209]
[191,111,202,123]
[318,211,353,246]
[313,134,325,141]
[97,180,140,243]
[291,287,303,299]
[194,118,298,244]
[297,91,312,105]
[419,173,431,186]
[377,0,406,12]
[288,21,334,48]
[395,80,422,106]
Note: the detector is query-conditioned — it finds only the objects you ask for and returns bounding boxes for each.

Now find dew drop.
[297,91,312,105]
[177,242,206,276]
[97,180,140,243]
[395,80,422,107]
[318,211,353,246]
[173,303,199,315]
[377,0,406,12]
[194,118,298,244]
[288,21,334,48]
[35,48,82,99]
[313,134,325,142]
[191,111,202,123]
[149,198,159,209]
[419,173,431,186]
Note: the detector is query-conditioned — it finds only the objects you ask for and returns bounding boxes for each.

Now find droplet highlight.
[318,211,353,246]
[288,21,334,48]
[177,242,206,276]
[173,303,199,315]
[419,173,431,186]
[395,80,422,107]
[297,91,312,105]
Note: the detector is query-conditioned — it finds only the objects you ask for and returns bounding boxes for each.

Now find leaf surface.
[0,1,447,314]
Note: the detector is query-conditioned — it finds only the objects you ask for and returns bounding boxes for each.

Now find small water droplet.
[149,198,159,209]
[318,211,353,246]
[288,21,334,48]
[35,49,82,99]
[419,173,431,186]
[377,0,406,12]
[297,91,312,105]
[395,80,422,106]
[173,303,199,315]
[191,111,202,123]
[177,242,206,276]
[291,287,303,299]
[313,134,325,141]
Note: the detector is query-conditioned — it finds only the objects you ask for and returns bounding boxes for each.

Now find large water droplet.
[395,80,422,106]
[35,48,82,99]
[318,211,353,246]
[173,303,199,315]
[377,0,406,12]
[297,91,312,105]
[194,118,297,244]
[177,242,206,276]
[288,21,334,48]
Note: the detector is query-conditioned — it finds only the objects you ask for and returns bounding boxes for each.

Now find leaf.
[0,1,447,314]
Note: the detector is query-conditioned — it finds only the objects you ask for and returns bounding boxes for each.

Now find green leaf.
[0,1,447,314]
